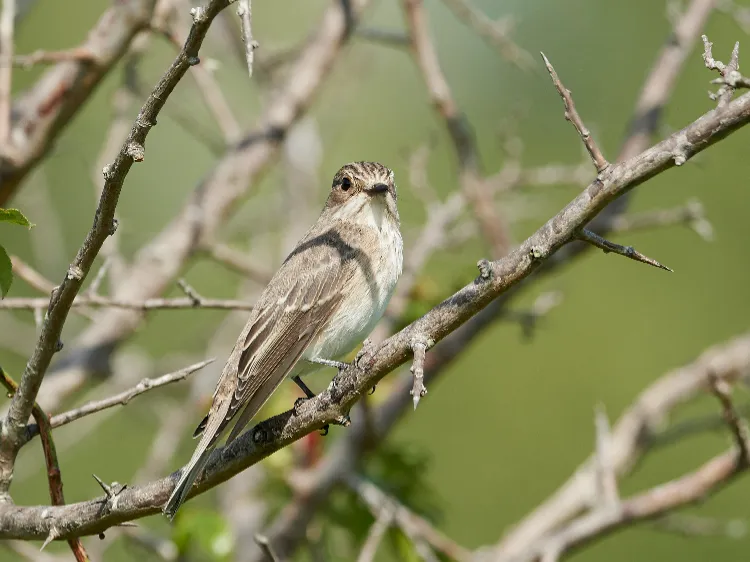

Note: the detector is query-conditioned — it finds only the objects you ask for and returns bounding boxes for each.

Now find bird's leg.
[292,375,349,436]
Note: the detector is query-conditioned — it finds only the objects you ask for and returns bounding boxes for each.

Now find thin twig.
[576,228,673,272]
[203,242,273,284]
[0,294,253,311]
[237,0,258,77]
[13,47,95,68]
[605,199,713,240]
[439,0,533,70]
[357,505,394,562]
[594,405,619,507]
[404,0,512,258]
[409,337,431,410]
[702,35,741,106]
[0,369,90,561]
[23,359,215,444]
[708,374,750,465]
[347,474,471,562]
[0,0,15,146]
[541,53,609,173]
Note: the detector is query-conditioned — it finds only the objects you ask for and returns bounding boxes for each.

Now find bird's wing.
[204,240,356,446]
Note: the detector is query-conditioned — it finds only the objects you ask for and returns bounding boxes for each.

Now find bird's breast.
[306,217,402,362]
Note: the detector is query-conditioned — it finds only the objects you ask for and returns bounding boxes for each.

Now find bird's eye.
[341,177,352,191]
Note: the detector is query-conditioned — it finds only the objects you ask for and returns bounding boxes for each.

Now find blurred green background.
[1,0,749,560]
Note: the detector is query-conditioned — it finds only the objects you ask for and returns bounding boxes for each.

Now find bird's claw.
[368,385,376,395]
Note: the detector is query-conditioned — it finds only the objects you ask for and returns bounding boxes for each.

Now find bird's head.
[324,162,399,229]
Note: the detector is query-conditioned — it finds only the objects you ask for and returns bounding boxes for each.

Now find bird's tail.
[162,437,215,521]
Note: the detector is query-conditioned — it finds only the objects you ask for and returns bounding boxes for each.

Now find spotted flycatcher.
[163,162,403,519]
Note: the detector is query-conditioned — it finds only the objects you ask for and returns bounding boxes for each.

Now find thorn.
[577,229,673,272]
[40,526,60,551]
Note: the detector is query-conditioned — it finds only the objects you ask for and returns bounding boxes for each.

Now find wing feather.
[209,244,355,445]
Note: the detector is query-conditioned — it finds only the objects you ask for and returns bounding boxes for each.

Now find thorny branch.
[0,370,90,561]
[2,45,750,542]
[540,53,610,173]
[0,0,232,499]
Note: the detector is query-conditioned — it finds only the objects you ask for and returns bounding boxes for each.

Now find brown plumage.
[163,162,403,519]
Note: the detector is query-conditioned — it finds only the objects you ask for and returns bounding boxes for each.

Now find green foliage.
[0,245,10,298]
[0,208,34,228]
[0,207,33,298]
[171,507,234,561]
[320,442,444,560]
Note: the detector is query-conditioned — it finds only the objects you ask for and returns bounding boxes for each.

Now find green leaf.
[172,507,234,561]
[0,208,34,228]
[0,245,11,298]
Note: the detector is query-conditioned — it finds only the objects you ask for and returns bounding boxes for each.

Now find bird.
[163,161,403,519]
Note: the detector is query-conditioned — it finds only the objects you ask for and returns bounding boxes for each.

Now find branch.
[2,54,750,543]
[702,34,741,106]
[491,330,750,559]
[0,0,231,497]
[256,1,719,558]
[36,0,374,413]
[0,0,160,205]
[237,0,259,77]
[21,359,215,446]
[404,0,512,259]
[409,336,431,410]
[346,474,471,562]
[0,0,15,146]
[513,449,745,561]
[605,199,713,240]
[0,369,90,560]
[439,0,533,70]
[541,53,610,173]
[0,293,253,311]
[576,228,673,272]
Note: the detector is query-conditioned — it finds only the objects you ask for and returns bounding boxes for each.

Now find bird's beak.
[366,183,389,195]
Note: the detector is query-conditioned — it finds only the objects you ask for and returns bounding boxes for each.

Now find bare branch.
[492,330,750,559]
[203,242,273,284]
[404,0,512,258]
[702,34,741,105]
[0,0,160,205]
[356,505,394,562]
[347,474,471,562]
[0,293,253,311]
[576,228,673,272]
[0,0,232,496]
[22,359,215,445]
[709,374,750,465]
[508,449,745,561]
[237,0,259,77]
[2,56,750,544]
[13,47,95,68]
[409,337,431,410]
[439,0,533,70]
[594,405,619,508]
[0,0,15,146]
[606,199,713,240]
[37,0,374,413]
[541,53,610,173]
[0,369,90,561]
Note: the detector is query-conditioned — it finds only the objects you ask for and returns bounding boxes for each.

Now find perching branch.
[0,0,232,498]
[2,48,750,542]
